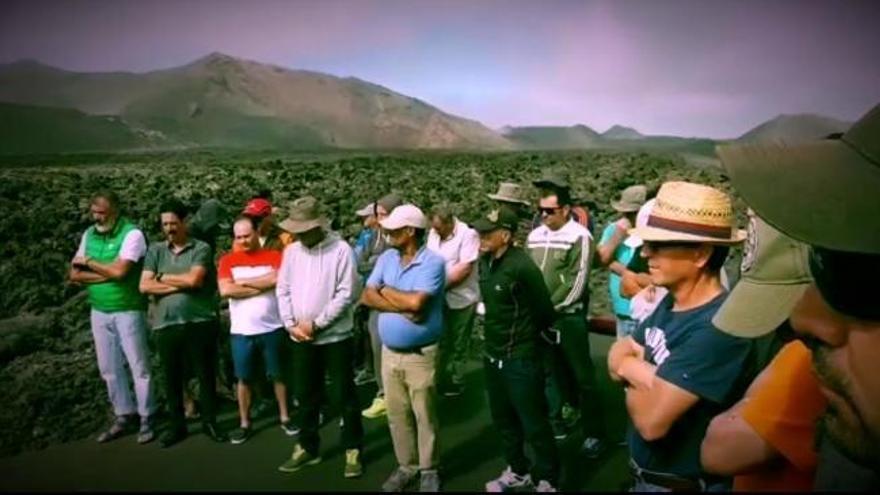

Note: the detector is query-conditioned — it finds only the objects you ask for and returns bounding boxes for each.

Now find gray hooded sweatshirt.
[276,231,360,345]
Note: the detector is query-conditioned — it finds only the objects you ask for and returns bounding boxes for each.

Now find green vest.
[85,218,147,312]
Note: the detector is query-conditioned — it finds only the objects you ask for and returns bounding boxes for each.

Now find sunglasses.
[538,206,563,215]
[809,246,880,321]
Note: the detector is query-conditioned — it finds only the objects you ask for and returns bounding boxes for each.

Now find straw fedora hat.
[279,196,329,234]
[628,181,746,244]
[488,182,531,206]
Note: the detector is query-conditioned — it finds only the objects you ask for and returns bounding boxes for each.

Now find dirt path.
[0,335,630,492]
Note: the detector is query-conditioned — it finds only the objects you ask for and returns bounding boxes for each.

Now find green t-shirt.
[143,238,218,329]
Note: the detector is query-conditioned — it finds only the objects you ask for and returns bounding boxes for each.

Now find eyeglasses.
[538,206,562,215]
[809,246,880,321]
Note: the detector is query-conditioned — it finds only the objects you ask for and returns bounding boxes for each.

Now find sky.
[2,0,879,139]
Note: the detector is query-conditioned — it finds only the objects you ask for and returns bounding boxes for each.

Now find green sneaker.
[278,444,322,473]
[344,448,363,478]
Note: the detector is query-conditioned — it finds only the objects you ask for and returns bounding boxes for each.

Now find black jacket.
[479,246,556,360]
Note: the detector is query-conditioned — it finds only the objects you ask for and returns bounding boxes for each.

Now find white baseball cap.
[379,204,428,230]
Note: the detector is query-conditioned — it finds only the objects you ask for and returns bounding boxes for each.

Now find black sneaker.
[229,426,251,445]
[551,421,568,441]
[281,419,300,436]
[159,428,187,448]
[581,437,606,459]
[203,422,228,443]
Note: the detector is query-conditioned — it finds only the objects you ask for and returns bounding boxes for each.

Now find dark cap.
[472,205,519,233]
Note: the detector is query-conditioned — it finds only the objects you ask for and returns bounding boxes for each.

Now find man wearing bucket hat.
[361,193,405,420]
[471,205,561,493]
[360,203,446,492]
[717,103,880,489]
[597,184,647,340]
[607,181,754,491]
[488,182,533,247]
[700,211,825,491]
[275,196,364,479]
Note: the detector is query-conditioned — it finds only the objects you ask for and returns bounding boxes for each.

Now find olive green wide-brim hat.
[717,103,880,255]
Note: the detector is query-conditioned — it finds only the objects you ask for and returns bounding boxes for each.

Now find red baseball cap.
[243,198,272,217]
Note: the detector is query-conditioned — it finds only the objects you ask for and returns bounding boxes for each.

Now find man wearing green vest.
[69,191,157,445]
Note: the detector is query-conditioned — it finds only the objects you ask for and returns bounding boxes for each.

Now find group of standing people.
[68,103,880,492]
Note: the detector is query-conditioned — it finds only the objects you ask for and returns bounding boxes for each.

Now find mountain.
[502,124,600,149]
[737,113,851,142]
[601,124,643,140]
[0,53,512,152]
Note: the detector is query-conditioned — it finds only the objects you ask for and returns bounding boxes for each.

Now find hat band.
[647,215,732,239]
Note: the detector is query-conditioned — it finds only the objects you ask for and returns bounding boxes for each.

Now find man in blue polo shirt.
[361,203,446,493]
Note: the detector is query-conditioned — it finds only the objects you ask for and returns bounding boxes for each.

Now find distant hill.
[737,113,851,142]
[0,102,163,153]
[501,124,600,149]
[601,124,643,140]
[0,53,512,152]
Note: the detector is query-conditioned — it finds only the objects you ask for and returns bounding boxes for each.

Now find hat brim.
[628,225,746,244]
[611,200,642,213]
[471,218,501,233]
[532,179,570,189]
[712,280,809,337]
[279,218,327,234]
[355,206,374,217]
[379,217,426,231]
[718,140,880,255]
[487,193,530,206]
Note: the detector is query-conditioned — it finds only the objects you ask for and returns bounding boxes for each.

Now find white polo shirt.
[427,218,480,309]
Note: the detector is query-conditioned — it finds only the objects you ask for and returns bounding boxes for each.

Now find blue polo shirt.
[366,246,446,348]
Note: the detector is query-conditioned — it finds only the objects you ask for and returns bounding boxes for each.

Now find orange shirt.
[734,340,827,491]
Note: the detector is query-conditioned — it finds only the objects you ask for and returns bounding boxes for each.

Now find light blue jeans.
[90,309,156,420]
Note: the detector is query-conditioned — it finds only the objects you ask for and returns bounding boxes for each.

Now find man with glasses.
[361,204,446,492]
[608,181,753,491]
[717,104,880,489]
[528,186,608,456]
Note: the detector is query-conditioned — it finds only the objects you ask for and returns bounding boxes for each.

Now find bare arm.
[620,270,652,298]
[597,226,626,266]
[218,277,261,299]
[237,271,277,291]
[361,286,407,313]
[445,261,474,289]
[69,265,109,285]
[380,286,430,314]
[139,270,180,295]
[622,364,700,442]
[701,399,777,476]
[160,266,207,289]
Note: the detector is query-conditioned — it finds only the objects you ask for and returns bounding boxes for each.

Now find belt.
[386,342,436,355]
[629,459,704,492]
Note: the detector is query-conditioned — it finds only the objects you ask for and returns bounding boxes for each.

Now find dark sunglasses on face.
[809,246,880,321]
[538,206,562,215]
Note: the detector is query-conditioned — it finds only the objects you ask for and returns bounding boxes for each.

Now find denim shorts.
[230,328,286,382]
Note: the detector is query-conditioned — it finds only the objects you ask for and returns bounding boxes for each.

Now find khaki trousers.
[381,344,440,471]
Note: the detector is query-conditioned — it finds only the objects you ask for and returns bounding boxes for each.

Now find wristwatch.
[156,272,164,282]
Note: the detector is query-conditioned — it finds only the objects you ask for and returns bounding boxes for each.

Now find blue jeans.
[90,309,156,419]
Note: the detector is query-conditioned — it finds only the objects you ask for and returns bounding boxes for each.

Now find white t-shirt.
[75,228,147,262]
[427,218,481,309]
[217,249,284,336]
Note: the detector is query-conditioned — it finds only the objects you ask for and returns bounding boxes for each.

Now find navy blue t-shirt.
[627,292,754,480]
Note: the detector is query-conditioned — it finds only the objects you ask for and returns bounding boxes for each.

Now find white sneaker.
[485,466,534,492]
[535,480,557,492]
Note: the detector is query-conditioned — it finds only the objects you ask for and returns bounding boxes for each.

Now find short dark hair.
[91,190,120,209]
[541,186,571,207]
[430,204,456,224]
[707,245,730,272]
[159,199,189,221]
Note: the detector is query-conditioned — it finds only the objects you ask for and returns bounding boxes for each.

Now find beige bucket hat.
[279,196,329,234]
[488,182,531,206]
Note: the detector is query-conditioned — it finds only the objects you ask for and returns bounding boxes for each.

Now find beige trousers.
[381,344,440,471]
